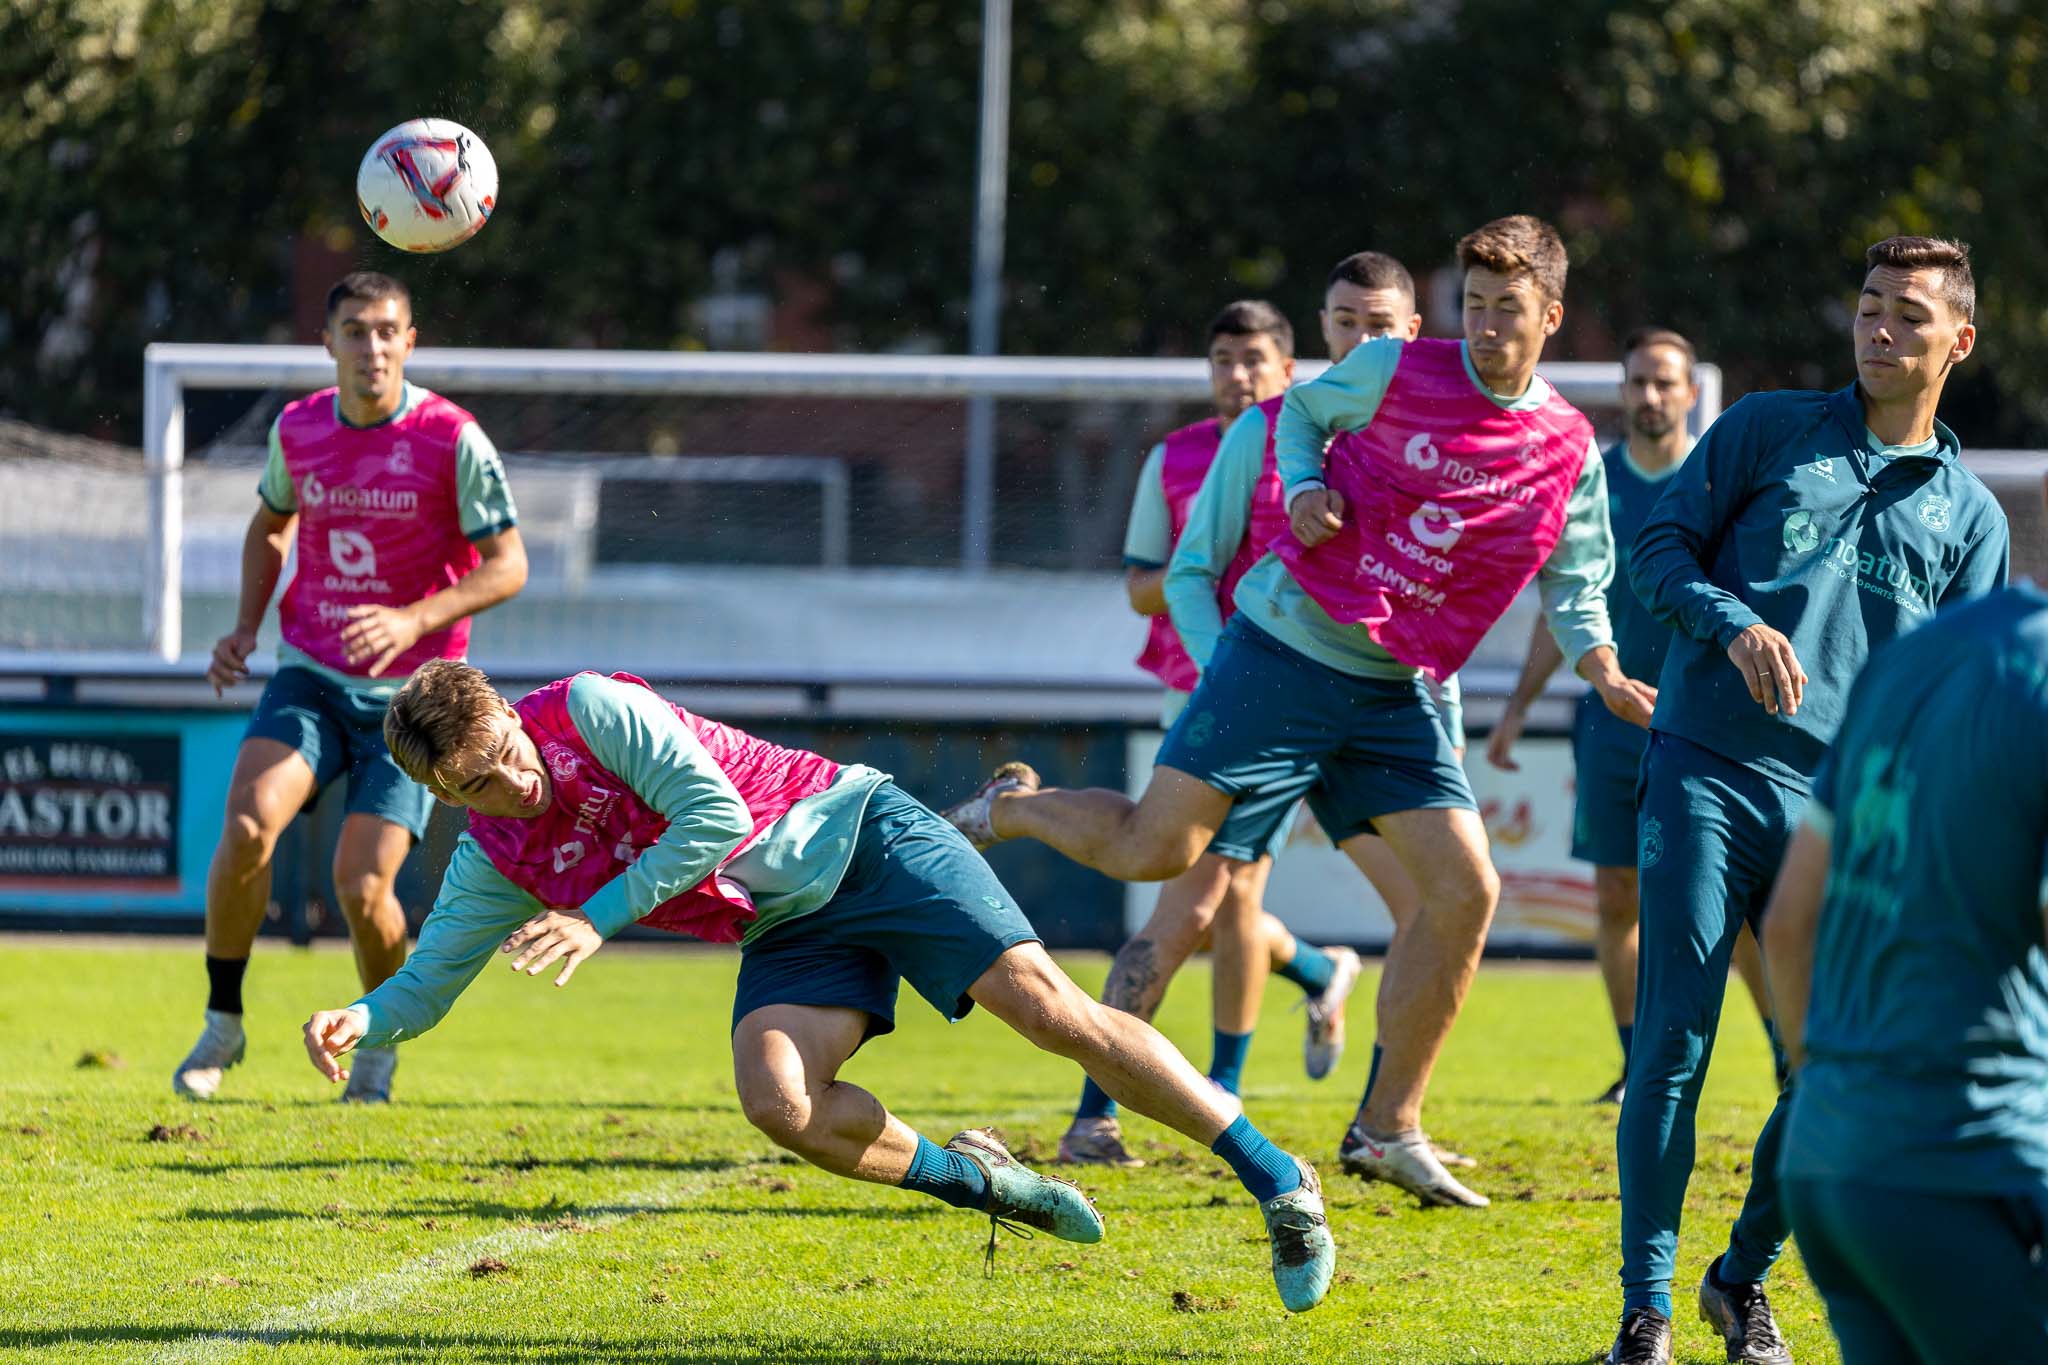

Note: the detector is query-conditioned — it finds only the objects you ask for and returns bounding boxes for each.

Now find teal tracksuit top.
[1629,384,2008,790]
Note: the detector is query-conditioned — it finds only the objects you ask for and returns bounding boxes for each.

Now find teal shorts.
[1158,615,1474,862]
[244,665,433,839]
[1570,694,1646,868]
[731,783,1041,1041]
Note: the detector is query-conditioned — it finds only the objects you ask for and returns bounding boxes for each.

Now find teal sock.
[1623,1289,1673,1318]
[1075,1077,1117,1121]
[1358,1042,1385,1108]
[1274,938,1335,996]
[899,1135,989,1211]
[1207,1029,1252,1095]
[1617,1024,1634,1072]
[1209,1114,1300,1202]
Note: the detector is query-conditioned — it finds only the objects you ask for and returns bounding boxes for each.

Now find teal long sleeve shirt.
[1629,384,2009,789]
[348,674,886,1046]
[1254,336,1616,673]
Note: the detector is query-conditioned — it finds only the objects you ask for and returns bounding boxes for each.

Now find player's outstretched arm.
[500,907,604,987]
[1487,618,1564,770]
[209,503,296,695]
[1761,816,1833,1071]
[303,1007,368,1084]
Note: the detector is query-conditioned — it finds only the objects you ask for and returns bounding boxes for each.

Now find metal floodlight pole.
[961,0,1012,571]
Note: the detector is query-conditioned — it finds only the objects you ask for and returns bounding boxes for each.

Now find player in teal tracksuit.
[1764,585,2048,1364]
[1607,237,2010,1365]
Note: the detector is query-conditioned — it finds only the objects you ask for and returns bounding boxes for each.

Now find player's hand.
[1727,624,1807,717]
[1596,676,1659,729]
[303,1008,366,1084]
[500,908,603,987]
[340,604,425,677]
[1288,488,1347,548]
[1485,704,1529,771]
[207,627,260,696]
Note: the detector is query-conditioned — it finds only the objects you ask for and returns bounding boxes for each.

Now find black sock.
[206,955,249,1015]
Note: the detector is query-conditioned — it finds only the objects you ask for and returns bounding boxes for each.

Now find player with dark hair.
[301,661,1336,1311]
[1607,235,2008,1365]
[1766,584,2048,1363]
[1068,297,1363,1167]
[950,215,1655,1209]
[174,271,528,1105]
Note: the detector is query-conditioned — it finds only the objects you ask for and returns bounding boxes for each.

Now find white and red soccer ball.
[356,118,498,253]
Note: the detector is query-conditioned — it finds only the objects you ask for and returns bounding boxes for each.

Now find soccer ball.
[356,118,498,253]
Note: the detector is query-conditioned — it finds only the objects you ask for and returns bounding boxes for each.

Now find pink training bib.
[1270,338,1592,680]
[468,673,842,943]
[1134,405,1290,690]
[275,388,483,679]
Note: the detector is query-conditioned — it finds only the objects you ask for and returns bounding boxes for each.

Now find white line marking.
[149,1176,726,1363]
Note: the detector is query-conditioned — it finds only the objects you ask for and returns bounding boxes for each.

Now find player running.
[174,272,528,1105]
[949,216,1655,1208]
[1763,584,2048,1364]
[300,662,1336,1312]
[1607,236,2009,1365]
[1488,328,1773,1105]
[1153,252,1478,1175]
[1063,296,1364,1169]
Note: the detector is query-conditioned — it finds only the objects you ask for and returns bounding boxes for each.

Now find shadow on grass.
[0,1325,1184,1363]
[158,1155,751,1176]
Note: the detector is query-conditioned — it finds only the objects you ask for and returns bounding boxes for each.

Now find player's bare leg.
[946,764,1230,883]
[1345,830,1476,1167]
[971,943,1333,1310]
[175,739,317,1100]
[331,813,414,1103]
[1334,807,1497,1207]
[1060,854,1231,1166]
[1593,864,1639,1104]
[1209,857,1275,1038]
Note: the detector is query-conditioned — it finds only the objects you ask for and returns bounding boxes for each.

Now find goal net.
[3,345,1724,699]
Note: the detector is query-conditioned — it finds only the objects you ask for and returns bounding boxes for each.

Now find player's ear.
[1950,320,1976,366]
[1542,298,1564,337]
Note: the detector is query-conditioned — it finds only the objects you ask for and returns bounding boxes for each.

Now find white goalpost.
[134,343,1723,669]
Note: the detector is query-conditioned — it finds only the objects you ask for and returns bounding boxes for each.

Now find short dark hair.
[1864,235,1975,323]
[1325,251,1416,306]
[1456,215,1568,304]
[326,271,411,321]
[1622,327,1698,374]
[1206,299,1294,358]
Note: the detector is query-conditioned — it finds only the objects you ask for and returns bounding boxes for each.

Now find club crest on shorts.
[543,743,580,782]
[1918,493,1951,533]
[1639,815,1665,870]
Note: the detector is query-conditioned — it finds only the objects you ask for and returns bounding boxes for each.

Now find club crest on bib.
[1918,493,1951,533]
[1403,431,1441,471]
[543,743,580,783]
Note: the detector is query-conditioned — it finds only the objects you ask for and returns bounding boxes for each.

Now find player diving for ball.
[948,215,1654,1209]
[300,662,1336,1312]
[176,271,527,1105]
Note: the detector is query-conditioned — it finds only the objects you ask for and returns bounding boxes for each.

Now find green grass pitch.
[0,937,1839,1363]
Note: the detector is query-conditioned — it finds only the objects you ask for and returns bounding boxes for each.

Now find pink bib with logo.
[468,673,842,943]
[276,387,483,679]
[1134,406,1290,690]
[1270,339,1593,680]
